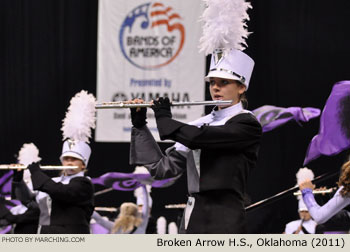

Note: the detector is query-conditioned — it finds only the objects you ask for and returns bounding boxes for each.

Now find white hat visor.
[60,151,85,164]
[204,70,245,85]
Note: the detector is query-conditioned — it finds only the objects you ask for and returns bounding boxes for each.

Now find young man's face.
[61,156,85,176]
[299,210,312,221]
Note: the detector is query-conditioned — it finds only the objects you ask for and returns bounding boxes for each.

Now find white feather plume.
[157,216,167,234]
[199,0,252,55]
[296,167,315,185]
[295,167,315,200]
[18,143,41,166]
[61,90,96,143]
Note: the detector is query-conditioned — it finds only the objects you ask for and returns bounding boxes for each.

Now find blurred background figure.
[133,166,156,233]
[156,216,167,234]
[168,222,178,234]
[92,184,150,234]
[284,199,317,234]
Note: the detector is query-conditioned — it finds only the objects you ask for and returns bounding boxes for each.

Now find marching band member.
[129,0,261,233]
[28,156,93,234]
[24,91,96,234]
[0,143,41,234]
[284,199,317,234]
[133,166,155,233]
[299,160,350,225]
[284,167,317,234]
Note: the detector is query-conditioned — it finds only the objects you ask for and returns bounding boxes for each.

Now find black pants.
[184,190,246,234]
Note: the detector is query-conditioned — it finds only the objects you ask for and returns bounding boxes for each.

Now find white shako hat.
[199,0,253,89]
[60,140,92,166]
[204,48,254,89]
[60,90,96,167]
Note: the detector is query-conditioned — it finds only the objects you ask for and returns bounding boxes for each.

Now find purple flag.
[252,105,320,133]
[304,81,350,165]
[6,200,21,209]
[0,226,12,234]
[91,172,177,191]
[0,171,13,196]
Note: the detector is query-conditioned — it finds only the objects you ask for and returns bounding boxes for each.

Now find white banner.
[96,0,205,142]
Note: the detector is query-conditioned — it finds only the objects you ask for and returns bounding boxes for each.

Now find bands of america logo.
[119,2,185,70]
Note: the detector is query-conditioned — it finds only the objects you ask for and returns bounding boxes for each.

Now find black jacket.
[29,166,94,234]
[130,111,262,233]
[156,113,261,196]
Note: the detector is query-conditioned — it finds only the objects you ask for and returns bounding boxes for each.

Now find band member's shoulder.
[227,112,261,126]
[70,176,94,185]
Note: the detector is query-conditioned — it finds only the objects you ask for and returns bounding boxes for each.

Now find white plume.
[61,90,96,143]
[168,222,178,234]
[296,167,315,185]
[157,216,167,234]
[18,143,41,166]
[295,167,314,200]
[199,0,252,55]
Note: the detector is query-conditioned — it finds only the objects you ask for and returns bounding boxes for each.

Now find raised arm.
[151,98,261,150]
[302,187,350,224]
[28,163,94,203]
[130,126,186,179]
[11,170,36,204]
[155,114,262,150]
[91,211,114,231]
